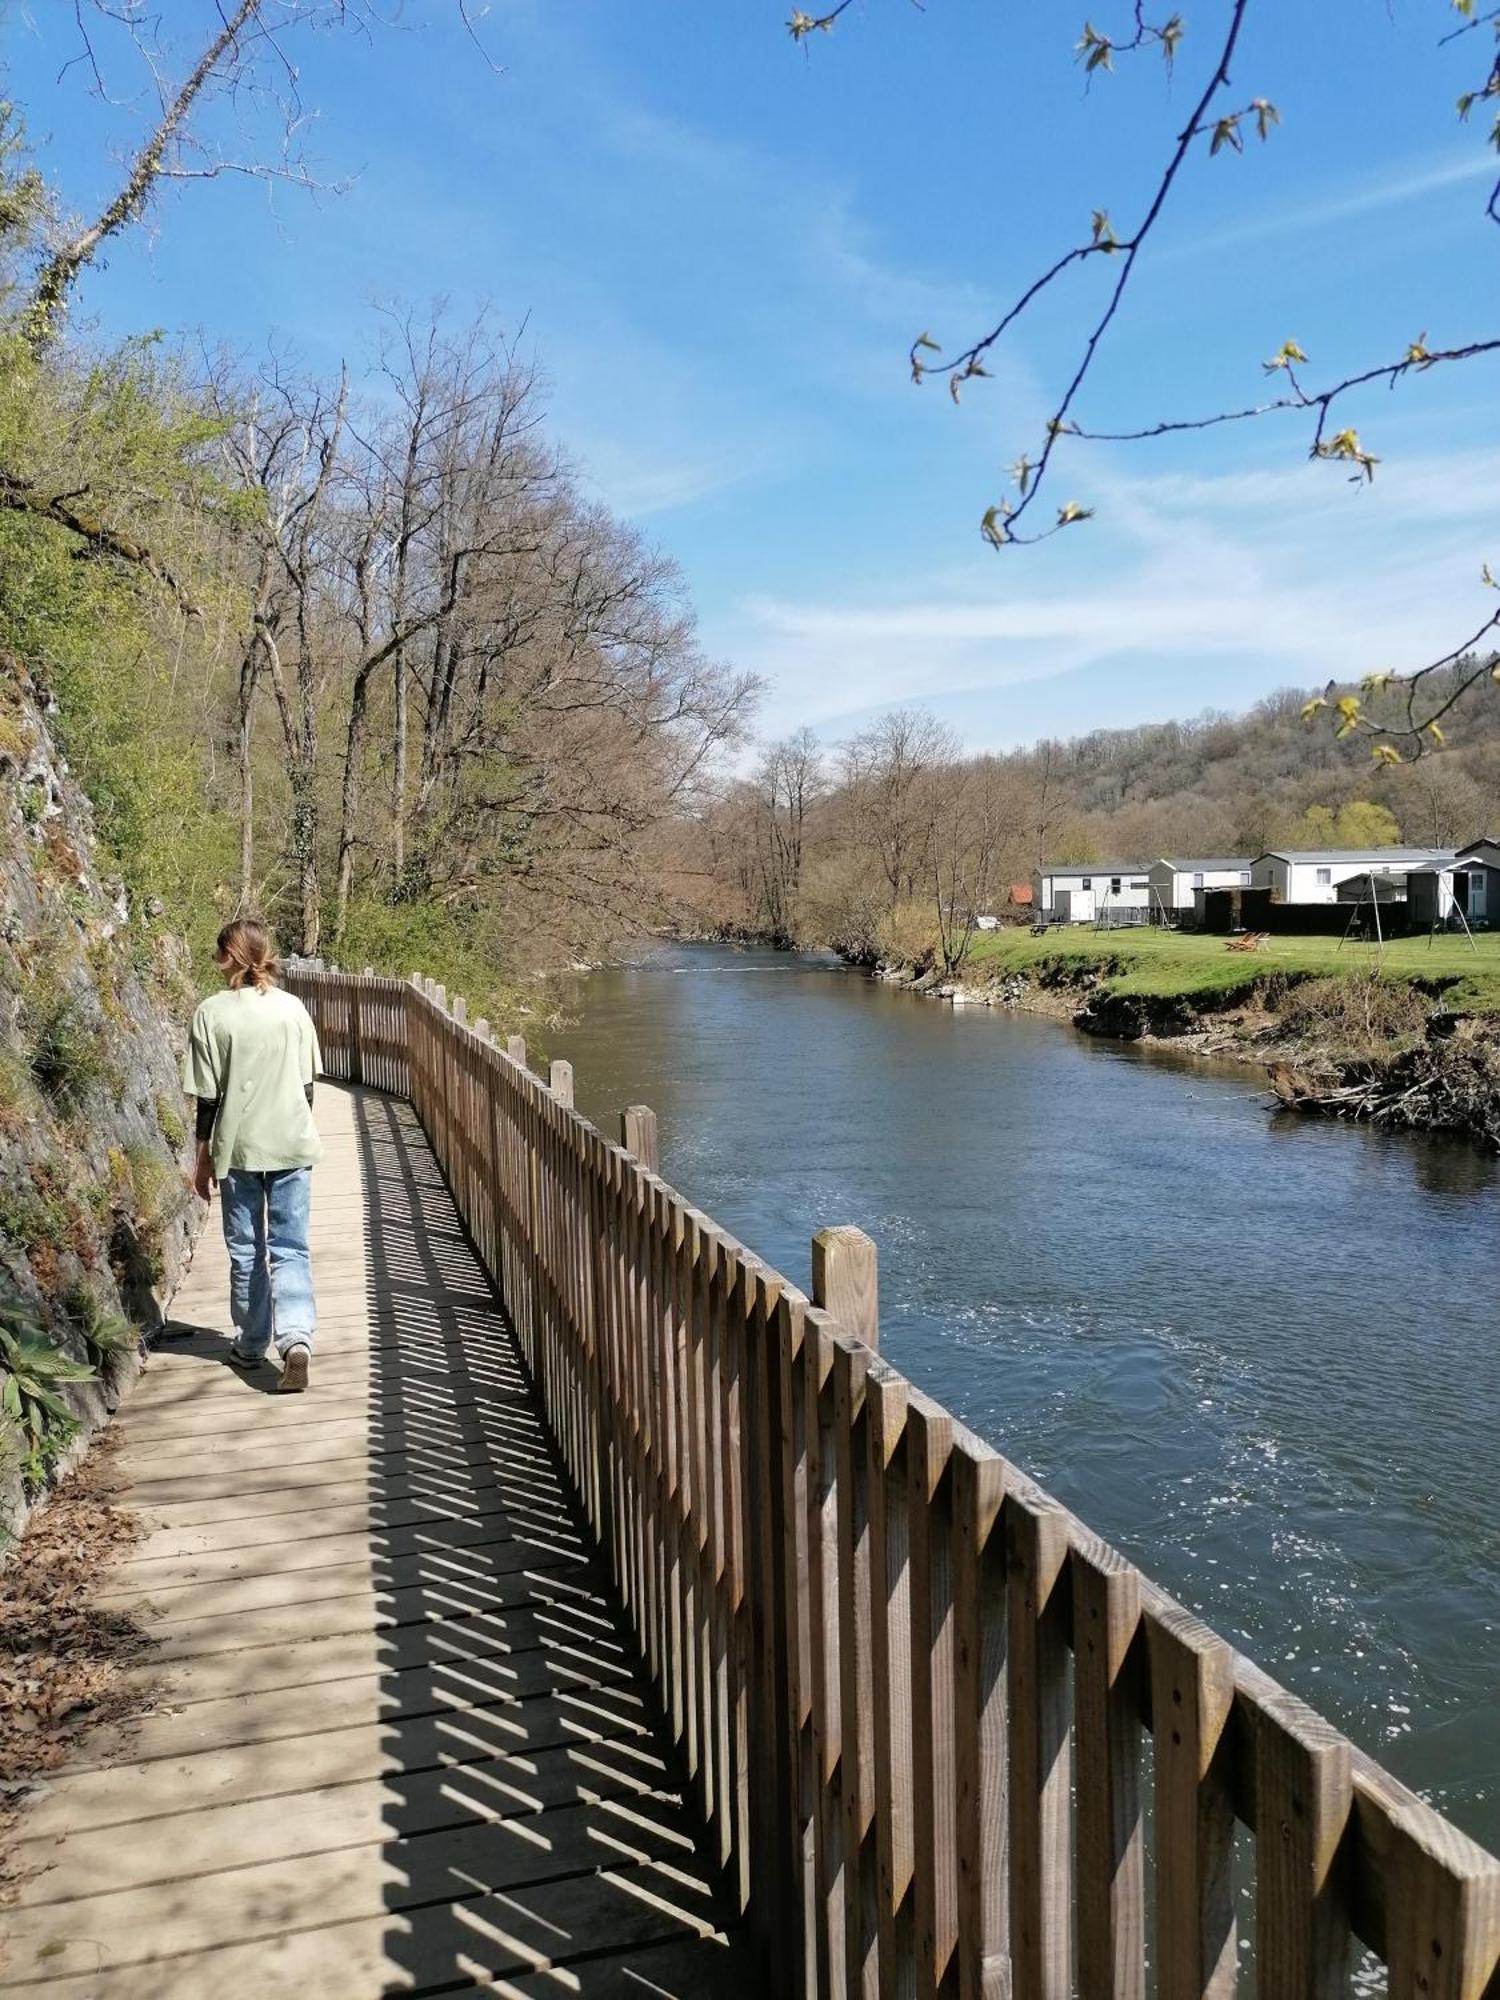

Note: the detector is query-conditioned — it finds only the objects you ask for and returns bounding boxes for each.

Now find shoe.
[227,1344,265,1370]
[279,1344,311,1393]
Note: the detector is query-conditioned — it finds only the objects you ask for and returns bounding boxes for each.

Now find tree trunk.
[333,664,377,946]
[236,648,256,911]
[293,777,320,956]
[393,647,407,889]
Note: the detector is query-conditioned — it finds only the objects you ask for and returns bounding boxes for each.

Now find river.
[557,942,1500,1854]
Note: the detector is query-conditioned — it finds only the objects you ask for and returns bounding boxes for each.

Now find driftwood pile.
[1268,1022,1500,1151]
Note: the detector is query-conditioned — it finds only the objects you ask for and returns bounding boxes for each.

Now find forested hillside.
[671,675,1500,967]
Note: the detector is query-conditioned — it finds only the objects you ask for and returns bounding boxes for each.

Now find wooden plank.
[951,1440,1009,2000]
[774,1291,817,2000]
[1005,1481,1071,2000]
[1070,1533,1146,2000]
[834,1336,878,1997]
[1253,1686,1353,1998]
[906,1393,956,2000]
[810,1225,879,1349]
[865,1359,913,1992]
[0,1872,741,2000]
[622,1104,659,1175]
[1147,1598,1238,2000]
[1374,1777,1500,2000]
[804,1315,844,1991]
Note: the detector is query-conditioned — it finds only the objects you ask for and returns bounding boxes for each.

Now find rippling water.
[557,942,1500,1851]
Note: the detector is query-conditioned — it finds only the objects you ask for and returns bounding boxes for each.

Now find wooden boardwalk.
[0,1084,752,1998]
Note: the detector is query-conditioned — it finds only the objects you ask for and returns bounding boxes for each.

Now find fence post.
[507,1034,528,1069]
[622,1104,659,1174]
[350,972,364,1086]
[453,994,467,1026]
[550,1059,575,1108]
[811,1226,879,1350]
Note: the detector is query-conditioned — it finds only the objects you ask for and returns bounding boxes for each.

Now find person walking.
[183,918,324,1392]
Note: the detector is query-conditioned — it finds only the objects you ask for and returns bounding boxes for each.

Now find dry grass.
[1267,973,1433,1061]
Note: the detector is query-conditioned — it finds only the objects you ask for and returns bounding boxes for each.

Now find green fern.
[62,1282,139,1369]
[0,1314,96,1485]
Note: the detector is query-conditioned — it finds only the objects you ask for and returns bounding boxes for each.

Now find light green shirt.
[182,985,324,1179]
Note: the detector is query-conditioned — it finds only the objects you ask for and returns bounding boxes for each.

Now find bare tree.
[929,756,1021,976]
[737,729,827,945]
[841,708,958,906]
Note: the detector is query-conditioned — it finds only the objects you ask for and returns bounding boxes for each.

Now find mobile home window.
[1316,868,1332,885]
[1081,877,1091,889]
[1239,870,1251,884]
[1192,872,1204,888]
[1110,876,1121,893]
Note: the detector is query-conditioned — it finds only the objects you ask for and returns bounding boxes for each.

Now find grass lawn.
[964,924,1500,1013]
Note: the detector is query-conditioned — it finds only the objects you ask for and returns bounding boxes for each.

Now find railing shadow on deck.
[288,963,1500,2000]
[351,1087,751,1994]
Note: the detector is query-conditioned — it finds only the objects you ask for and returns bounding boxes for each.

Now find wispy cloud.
[571,440,760,519]
[1160,148,1497,266]
[730,445,1500,742]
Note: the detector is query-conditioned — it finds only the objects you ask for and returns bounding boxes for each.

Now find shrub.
[21,982,107,1110]
[154,1092,187,1152]
[874,899,942,975]
[1272,972,1430,1059]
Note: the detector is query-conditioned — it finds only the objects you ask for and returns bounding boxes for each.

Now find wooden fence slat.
[952,1443,1009,2000]
[805,1316,844,1993]
[1149,1600,1238,2000]
[1378,1788,1500,2000]
[1253,1686,1353,1999]
[775,1292,818,2000]
[1006,1485,1071,2000]
[834,1337,878,1998]
[1072,1533,1146,2000]
[866,1361,912,1991]
[907,1396,956,2000]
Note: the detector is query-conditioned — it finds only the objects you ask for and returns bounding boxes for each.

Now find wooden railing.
[287,963,1500,1999]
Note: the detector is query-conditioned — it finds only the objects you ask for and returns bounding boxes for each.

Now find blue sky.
[6,0,1499,749]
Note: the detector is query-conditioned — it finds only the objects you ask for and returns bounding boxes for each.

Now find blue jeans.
[220,1168,316,1358]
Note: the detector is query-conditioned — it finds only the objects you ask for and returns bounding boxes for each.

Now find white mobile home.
[1458,838,1500,920]
[1407,839,1500,929]
[1033,863,1150,925]
[1249,848,1455,905]
[1147,856,1253,920]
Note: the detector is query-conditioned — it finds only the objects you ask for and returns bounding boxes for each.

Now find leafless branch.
[1069,338,1500,454]
[27,0,268,349]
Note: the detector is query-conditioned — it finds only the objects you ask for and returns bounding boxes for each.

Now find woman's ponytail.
[216,917,280,992]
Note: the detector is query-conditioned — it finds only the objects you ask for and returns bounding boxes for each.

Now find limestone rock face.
[0,654,199,1539]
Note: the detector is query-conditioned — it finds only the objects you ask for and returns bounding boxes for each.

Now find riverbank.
[882,927,1500,1149]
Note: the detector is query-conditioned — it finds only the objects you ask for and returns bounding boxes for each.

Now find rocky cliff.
[0,652,198,1540]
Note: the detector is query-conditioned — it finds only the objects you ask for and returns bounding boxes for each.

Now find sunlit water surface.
[558,943,1500,1850]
